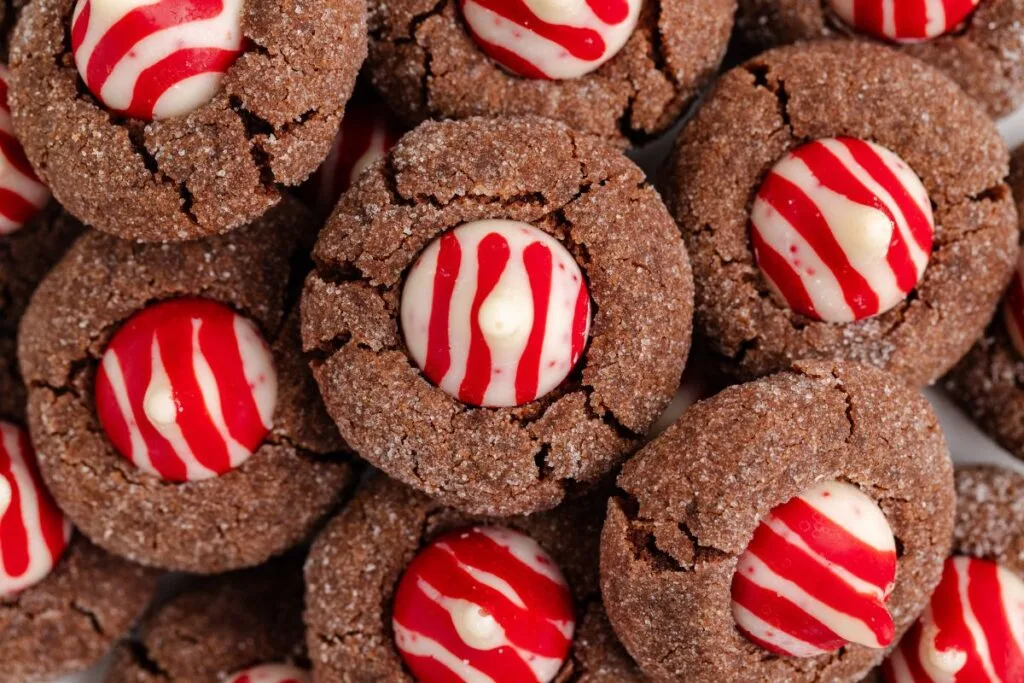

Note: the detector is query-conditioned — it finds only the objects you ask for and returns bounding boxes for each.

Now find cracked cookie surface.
[365,0,733,146]
[304,475,642,683]
[8,0,366,242]
[599,360,956,683]
[663,41,1018,388]
[18,200,355,573]
[301,116,694,516]
[0,536,159,683]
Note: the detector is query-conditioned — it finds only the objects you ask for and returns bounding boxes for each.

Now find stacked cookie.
[0,0,1022,681]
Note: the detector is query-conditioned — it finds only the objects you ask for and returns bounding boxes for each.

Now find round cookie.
[600,360,956,682]
[106,557,308,683]
[664,41,1018,388]
[7,0,366,242]
[301,115,694,516]
[304,474,643,682]
[945,147,1024,462]
[734,0,1024,118]
[18,201,356,573]
[364,0,734,145]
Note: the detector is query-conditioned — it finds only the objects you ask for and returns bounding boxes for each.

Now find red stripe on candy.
[466,0,609,61]
[0,439,30,578]
[732,573,847,652]
[128,47,241,120]
[570,279,589,367]
[424,233,461,387]
[0,188,42,227]
[751,224,819,318]
[459,233,510,405]
[515,242,552,404]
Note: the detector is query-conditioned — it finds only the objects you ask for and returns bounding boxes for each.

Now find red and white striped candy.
[0,421,72,598]
[882,557,1024,683]
[392,526,576,683]
[1001,254,1024,358]
[70,0,245,121]
[94,297,277,482]
[828,0,981,42]
[310,94,401,217]
[751,137,934,323]
[226,664,311,683]
[458,0,642,79]
[730,480,898,658]
[0,66,50,235]
[401,220,591,408]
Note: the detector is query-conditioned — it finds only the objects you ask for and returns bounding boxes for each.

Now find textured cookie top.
[302,115,693,515]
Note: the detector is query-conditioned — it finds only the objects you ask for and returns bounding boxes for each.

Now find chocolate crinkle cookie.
[365,0,734,145]
[301,116,694,516]
[304,474,642,683]
[8,0,365,242]
[734,0,1024,118]
[600,360,956,682]
[107,556,310,683]
[18,200,356,574]
[945,147,1024,462]
[664,41,1018,388]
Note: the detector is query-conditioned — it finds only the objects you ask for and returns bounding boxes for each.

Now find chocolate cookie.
[107,557,308,683]
[8,0,366,242]
[944,148,1024,461]
[304,474,642,682]
[18,201,356,573]
[600,360,956,682]
[364,0,733,145]
[301,116,694,516]
[734,0,1024,118]
[664,41,1018,388]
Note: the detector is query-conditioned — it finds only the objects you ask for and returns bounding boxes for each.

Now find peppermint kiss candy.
[392,526,575,682]
[0,421,72,598]
[828,0,981,42]
[731,480,898,657]
[1001,254,1024,358]
[70,0,245,121]
[226,663,312,683]
[0,67,50,235]
[882,557,1024,682]
[459,0,643,79]
[751,137,934,323]
[94,298,277,482]
[401,220,591,408]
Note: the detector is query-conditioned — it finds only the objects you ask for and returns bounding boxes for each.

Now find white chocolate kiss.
[452,602,505,650]
[830,203,894,264]
[143,382,178,426]
[477,286,533,346]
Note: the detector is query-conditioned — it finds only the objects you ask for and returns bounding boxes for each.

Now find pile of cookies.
[0,0,1022,680]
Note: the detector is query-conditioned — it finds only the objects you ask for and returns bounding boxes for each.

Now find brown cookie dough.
[664,41,1018,388]
[945,148,1024,460]
[8,0,366,242]
[18,200,356,573]
[600,360,956,682]
[365,0,734,146]
[1,536,160,683]
[951,464,1024,574]
[301,116,694,516]
[304,474,642,682]
[735,0,1024,118]
[107,557,307,682]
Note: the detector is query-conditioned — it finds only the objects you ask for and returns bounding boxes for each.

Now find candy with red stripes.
[0,421,72,598]
[70,0,245,121]
[827,0,981,43]
[94,297,277,482]
[751,136,934,323]
[882,556,1024,682]
[459,0,643,79]
[0,66,50,235]
[226,663,311,683]
[392,526,575,682]
[730,480,898,658]
[401,219,591,408]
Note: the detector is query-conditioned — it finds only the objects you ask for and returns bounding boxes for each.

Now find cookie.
[880,465,1024,681]
[304,474,643,682]
[600,360,956,682]
[363,0,734,145]
[107,557,308,683]
[301,115,694,516]
[945,148,1024,462]
[734,0,1024,118]
[8,0,366,242]
[18,200,356,573]
[664,41,1017,387]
